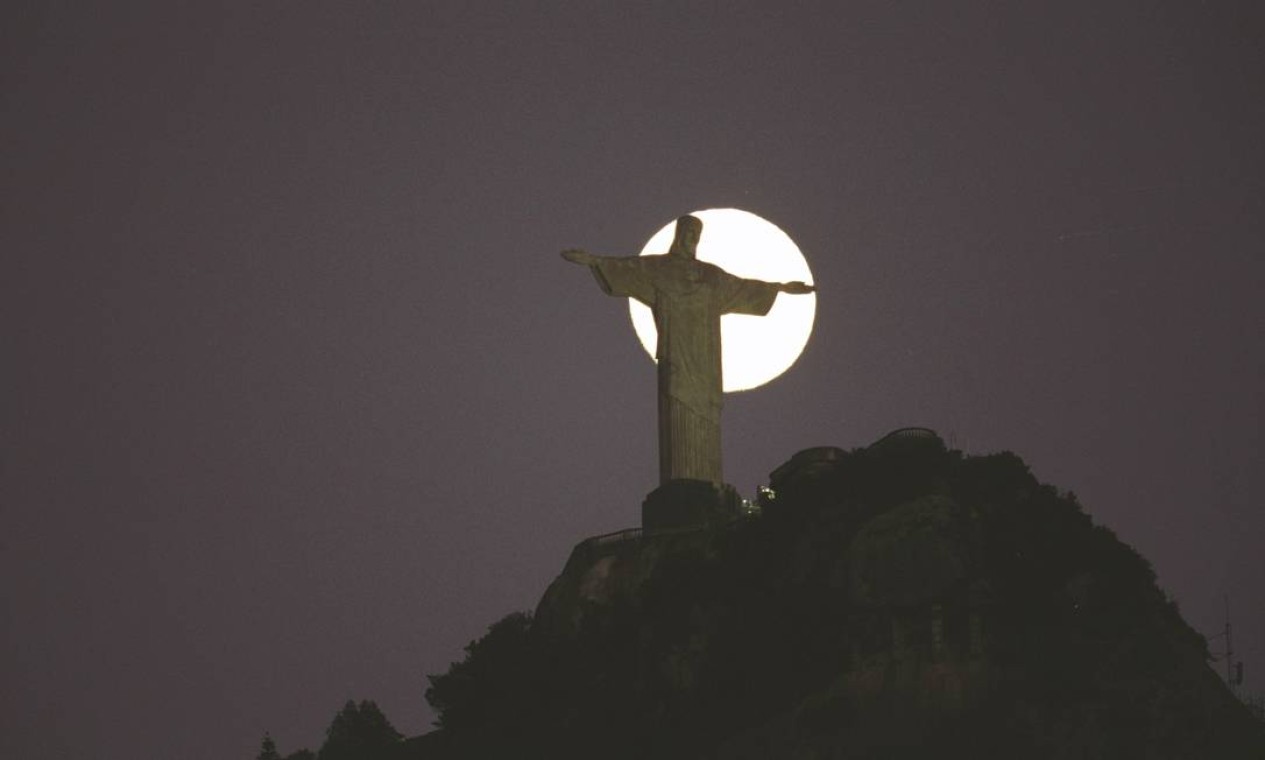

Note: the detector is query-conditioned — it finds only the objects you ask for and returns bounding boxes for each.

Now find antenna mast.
[1223,595,1234,686]
[1221,594,1245,692]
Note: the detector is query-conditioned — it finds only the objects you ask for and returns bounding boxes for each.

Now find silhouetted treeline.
[257,699,401,760]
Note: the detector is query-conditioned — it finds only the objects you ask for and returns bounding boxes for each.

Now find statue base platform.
[642,479,741,531]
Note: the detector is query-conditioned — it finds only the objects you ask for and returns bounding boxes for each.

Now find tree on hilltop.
[256,734,281,760]
[317,699,403,760]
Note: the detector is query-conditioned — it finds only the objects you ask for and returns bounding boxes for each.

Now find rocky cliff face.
[426,437,1265,758]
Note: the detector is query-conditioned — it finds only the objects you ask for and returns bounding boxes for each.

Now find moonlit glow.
[630,208,816,392]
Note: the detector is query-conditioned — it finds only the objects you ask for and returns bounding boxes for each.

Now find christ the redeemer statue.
[562,215,814,490]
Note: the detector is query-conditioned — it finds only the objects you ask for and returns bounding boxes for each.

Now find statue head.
[668,215,703,259]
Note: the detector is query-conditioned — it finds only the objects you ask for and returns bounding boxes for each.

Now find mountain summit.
[422,431,1264,758]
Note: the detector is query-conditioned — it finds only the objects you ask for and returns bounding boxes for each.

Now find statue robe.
[589,254,781,485]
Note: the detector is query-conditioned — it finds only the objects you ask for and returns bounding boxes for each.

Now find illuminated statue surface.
[562,215,814,486]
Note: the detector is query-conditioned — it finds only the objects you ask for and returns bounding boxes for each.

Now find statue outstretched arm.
[561,248,655,304]
[718,274,814,316]
[778,281,815,295]
[561,248,597,266]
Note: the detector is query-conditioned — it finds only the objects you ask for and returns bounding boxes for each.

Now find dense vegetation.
[421,442,1262,758]
[260,441,1264,757]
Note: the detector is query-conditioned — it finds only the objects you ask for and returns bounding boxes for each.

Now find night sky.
[4,3,1263,759]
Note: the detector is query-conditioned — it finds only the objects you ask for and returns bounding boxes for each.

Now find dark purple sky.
[4,3,1262,758]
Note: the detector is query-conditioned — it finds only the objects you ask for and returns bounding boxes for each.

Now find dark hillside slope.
[422,438,1264,758]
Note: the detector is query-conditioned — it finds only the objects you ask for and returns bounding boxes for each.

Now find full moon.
[630,208,816,392]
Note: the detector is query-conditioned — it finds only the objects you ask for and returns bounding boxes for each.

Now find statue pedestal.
[642,479,741,531]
